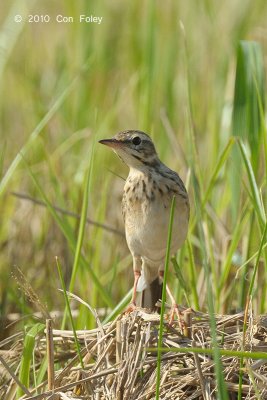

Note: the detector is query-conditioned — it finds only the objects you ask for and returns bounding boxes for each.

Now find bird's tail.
[136,264,159,292]
[137,259,162,311]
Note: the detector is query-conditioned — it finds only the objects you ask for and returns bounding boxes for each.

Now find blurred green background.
[1,0,267,333]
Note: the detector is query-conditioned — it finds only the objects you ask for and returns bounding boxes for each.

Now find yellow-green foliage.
[1,1,267,333]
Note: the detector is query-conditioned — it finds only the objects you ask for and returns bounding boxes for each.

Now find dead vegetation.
[1,307,267,399]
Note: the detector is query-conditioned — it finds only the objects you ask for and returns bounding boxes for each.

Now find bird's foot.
[168,303,185,331]
[168,306,195,336]
[124,302,137,314]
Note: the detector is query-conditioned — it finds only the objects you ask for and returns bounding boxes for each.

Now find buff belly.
[125,196,188,263]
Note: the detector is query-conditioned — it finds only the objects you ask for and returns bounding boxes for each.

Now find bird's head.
[99,130,159,169]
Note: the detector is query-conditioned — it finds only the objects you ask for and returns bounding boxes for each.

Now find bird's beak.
[98,138,121,148]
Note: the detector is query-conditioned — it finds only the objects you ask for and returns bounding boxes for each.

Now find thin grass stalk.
[46,319,55,391]
[192,169,229,399]
[252,69,267,311]
[148,346,267,360]
[0,74,80,197]
[56,257,84,368]
[245,42,265,172]
[246,365,263,400]
[24,160,114,308]
[247,222,267,299]
[180,22,204,197]
[139,0,156,131]
[218,208,250,294]
[239,213,255,309]
[155,196,176,400]
[203,219,218,310]
[236,238,267,277]
[202,137,235,206]
[102,289,132,324]
[101,254,132,286]
[174,244,186,302]
[251,53,267,186]
[188,137,236,233]
[32,348,37,393]
[0,354,31,397]
[87,176,110,326]
[10,191,123,237]
[61,141,95,329]
[181,19,229,397]
[171,257,190,306]
[238,221,267,399]
[231,41,265,227]
[186,240,200,309]
[237,138,266,229]
[36,355,48,387]
[0,142,5,178]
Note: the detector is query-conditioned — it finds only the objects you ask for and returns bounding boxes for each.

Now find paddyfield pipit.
[99,130,189,317]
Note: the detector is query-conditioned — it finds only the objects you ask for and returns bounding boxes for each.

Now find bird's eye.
[132,136,141,145]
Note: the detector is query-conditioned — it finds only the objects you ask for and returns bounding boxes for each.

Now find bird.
[99,130,189,319]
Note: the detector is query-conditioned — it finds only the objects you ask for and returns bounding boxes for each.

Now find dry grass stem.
[1,308,267,399]
[46,319,55,391]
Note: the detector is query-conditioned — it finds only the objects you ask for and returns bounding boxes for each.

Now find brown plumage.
[99,130,189,313]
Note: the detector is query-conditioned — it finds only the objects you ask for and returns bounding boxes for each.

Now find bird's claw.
[169,303,185,331]
[124,302,137,314]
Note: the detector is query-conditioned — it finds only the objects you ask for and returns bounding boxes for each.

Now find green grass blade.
[56,257,84,368]
[156,196,176,400]
[231,41,265,225]
[61,140,95,328]
[0,141,6,179]
[236,238,267,277]
[238,139,266,228]
[139,0,156,130]
[148,346,267,360]
[232,41,265,166]
[0,75,79,197]
[202,137,235,206]
[239,213,255,309]
[171,256,190,305]
[192,167,229,399]
[238,221,267,399]
[36,355,47,387]
[24,160,114,308]
[102,289,132,324]
[253,67,267,184]
[218,209,250,293]
[247,221,267,298]
[246,365,262,400]
[182,18,229,393]
[186,240,200,310]
[17,323,45,398]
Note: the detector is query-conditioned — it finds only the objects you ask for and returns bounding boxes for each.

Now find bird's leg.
[130,270,141,305]
[125,257,142,313]
[166,284,184,329]
[159,271,184,330]
[124,270,141,313]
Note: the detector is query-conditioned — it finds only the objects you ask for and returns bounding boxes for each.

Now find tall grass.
[156,196,176,400]
[0,1,267,395]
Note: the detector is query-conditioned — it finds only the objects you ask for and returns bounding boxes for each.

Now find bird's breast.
[122,176,189,261]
